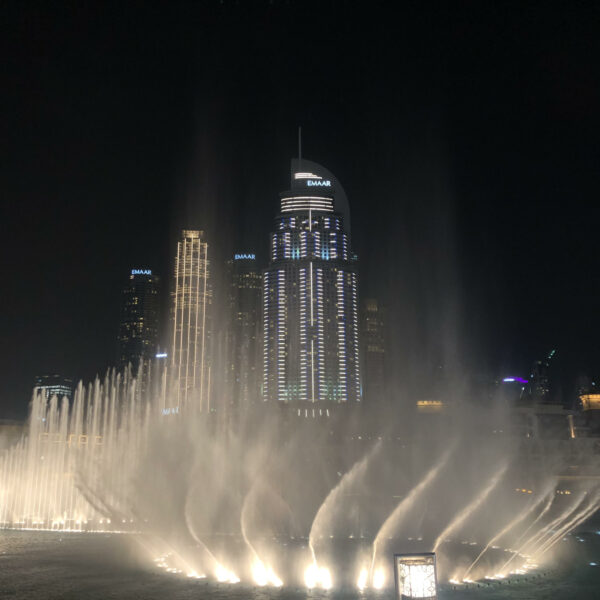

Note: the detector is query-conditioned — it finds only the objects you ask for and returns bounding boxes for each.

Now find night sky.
[2,1,599,418]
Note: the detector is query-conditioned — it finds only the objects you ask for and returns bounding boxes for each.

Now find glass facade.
[263,160,361,405]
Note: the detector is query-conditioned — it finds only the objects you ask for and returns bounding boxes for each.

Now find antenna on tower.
[298,126,302,166]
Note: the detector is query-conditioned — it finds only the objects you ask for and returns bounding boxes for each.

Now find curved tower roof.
[288,158,351,235]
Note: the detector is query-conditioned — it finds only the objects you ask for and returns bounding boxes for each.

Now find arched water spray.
[461,480,556,580]
[369,445,456,582]
[184,484,239,583]
[240,480,284,586]
[535,490,600,558]
[433,462,509,552]
[306,441,381,587]
[520,491,587,558]
[498,489,557,574]
[309,441,381,560]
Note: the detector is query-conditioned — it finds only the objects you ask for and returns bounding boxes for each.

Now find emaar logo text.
[234,253,256,260]
[307,180,331,187]
[131,269,152,275]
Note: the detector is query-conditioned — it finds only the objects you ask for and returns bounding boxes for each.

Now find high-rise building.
[116,269,160,373]
[527,349,556,403]
[263,158,361,407]
[171,230,211,412]
[225,253,262,411]
[34,374,73,401]
[361,298,386,404]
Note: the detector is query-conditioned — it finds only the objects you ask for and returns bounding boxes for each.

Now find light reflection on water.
[0,530,599,599]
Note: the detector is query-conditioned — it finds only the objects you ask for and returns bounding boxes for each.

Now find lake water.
[0,525,599,600]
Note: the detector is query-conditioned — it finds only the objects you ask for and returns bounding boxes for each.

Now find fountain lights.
[394,553,437,599]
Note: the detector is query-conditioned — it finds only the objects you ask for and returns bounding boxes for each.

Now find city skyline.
[2,3,599,418]
[2,4,600,598]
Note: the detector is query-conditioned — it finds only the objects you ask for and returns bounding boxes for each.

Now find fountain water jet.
[433,462,509,553]
[461,480,556,580]
[240,481,284,587]
[369,444,455,583]
[535,490,600,558]
[184,485,239,583]
[307,440,381,569]
[498,489,557,574]
[3,365,600,590]
[520,491,587,557]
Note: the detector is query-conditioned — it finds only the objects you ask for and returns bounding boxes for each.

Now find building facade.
[116,269,160,373]
[361,298,386,404]
[263,159,361,406]
[225,253,262,411]
[171,230,211,413]
[34,374,73,401]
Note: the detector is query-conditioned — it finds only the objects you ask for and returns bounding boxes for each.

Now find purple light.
[503,377,528,384]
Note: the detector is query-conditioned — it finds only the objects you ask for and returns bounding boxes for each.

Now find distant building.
[171,230,212,412]
[116,269,160,373]
[263,158,361,407]
[361,298,386,404]
[415,400,444,413]
[225,253,262,411]
[34,374,73,400]
[527,349,556,403]
[498,376,528,404]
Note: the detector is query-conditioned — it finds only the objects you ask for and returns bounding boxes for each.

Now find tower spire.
[298,126,302,166]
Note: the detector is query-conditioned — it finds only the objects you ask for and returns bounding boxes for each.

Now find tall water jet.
[240,480,284,587]
[433,462,509,552]
[308,440,381,565]
[461,481,556,580]
[498,489,557,574]
[369,445,455,579]
[521,491,587,557]
[535,490,600,558]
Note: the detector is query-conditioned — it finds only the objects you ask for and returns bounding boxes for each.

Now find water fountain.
[1,366,599,592]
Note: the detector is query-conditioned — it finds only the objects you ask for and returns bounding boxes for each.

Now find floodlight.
[394,553,437,599]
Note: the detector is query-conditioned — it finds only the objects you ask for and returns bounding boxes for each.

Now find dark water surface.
[0,528,599,600]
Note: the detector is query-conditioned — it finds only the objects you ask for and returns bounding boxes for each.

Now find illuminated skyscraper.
[361,298,386,404]
[225,253,262,411]
[116,269,160,373]
[171,230,211,412]
[263,159,361,407]
[34,374,73,401]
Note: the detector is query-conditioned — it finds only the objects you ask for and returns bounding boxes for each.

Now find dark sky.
[2,1,599,418]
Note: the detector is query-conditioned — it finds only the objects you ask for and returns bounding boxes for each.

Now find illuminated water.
[1,370,600,592]
[0,527,599,599]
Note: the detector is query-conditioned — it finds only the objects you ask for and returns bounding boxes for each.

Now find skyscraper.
[361,298,386,404]
[263,159,361,408]
[527,349,556,404]
[171,230,211,412]
[116,269,160,373]
[225,253,262,412]
[33,374,73,401]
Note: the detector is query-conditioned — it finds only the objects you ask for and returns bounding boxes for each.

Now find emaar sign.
[234,253,255,260]
[131,269,152,275]
[307,180,331,187]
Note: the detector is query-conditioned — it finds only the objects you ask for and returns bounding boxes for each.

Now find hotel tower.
[171,229,211,412]
[263,159,361,408]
